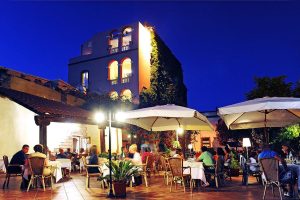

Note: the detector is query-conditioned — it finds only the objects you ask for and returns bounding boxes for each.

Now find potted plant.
[229,153,240,177]
[99,160,139,198]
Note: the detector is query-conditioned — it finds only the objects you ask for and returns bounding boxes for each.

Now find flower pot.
[229,168,240,177]
[113,181,126,198]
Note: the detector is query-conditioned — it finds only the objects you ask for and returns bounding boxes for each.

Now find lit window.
[81,71,89,89]
[109,91,119,100]
[108,61,118,84]
[108,30,119,54]
[121,58,132,83]
[122,27,132,51]
[121,89,132,101]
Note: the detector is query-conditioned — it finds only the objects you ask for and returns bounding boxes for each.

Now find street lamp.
[94,111,126,198]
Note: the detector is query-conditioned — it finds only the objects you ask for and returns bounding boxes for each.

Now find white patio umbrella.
[121,104,213,134]
[218,97,300,143]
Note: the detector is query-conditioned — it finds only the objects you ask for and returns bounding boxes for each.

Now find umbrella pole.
[264,110,268,144]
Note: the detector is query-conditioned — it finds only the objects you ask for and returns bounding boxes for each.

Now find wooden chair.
[2,155,22,189]
[168,157,192,192]
[131,156,149,187]
[160,156,171,185]
[81,156,104,189]
[204,157,225,188]
[27,157,53,192]
[259,158,282,200]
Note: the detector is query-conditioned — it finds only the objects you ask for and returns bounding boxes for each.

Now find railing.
[109,47,119,54]
[121,77,130,83]
[121,45,130,51]
[110,79,118,85]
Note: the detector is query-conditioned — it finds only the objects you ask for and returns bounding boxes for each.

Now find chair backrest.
[82,156,87,166]
[146,155,155,171]
[28,157,45,176]
[259,158,279,182]
[216,156,225,173]
[160,156,168,171]
[3,155,9,170]
[168,157,183,177]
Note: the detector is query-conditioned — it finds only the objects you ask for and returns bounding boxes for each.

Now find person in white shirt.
[127,144,142,165]
[249,152,259,172]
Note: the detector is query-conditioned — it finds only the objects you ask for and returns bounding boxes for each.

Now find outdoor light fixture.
[188,144,193,150]
[243,138,251,160]
[176,127,184,141]
[94,112,105,123]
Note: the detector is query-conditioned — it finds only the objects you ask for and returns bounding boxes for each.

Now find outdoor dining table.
[183,160,207,184]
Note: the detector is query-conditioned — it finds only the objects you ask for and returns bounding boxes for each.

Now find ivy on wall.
[139,29,187,108]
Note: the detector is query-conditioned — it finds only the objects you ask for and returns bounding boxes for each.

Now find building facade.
[68,22,152,103]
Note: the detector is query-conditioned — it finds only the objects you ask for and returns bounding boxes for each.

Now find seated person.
[28,144,51,176]
[56,148,68,159]
[173,149,183,159]
[65,148,75,159]
[126,144,142,165]
[10,144,29,173]
[258,144,296,197]
[281,144,294,160]
[249,152,259,172]
[88,146,100,173]
[141,147,152,163]
[196,146,214,167]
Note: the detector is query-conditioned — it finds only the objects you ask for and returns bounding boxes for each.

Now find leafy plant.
[99,160,139,182]
[98,152,109,158]
[229,152,240,170]
[172,140,181,149]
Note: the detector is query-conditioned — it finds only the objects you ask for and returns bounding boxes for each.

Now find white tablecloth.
[0,159,6,173]
[49,161,64,183]
[183,161,207,184]
[55,159,72,170]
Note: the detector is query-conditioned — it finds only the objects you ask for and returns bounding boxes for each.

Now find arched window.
[108,61,118,85]
[108,30,119,54]
[121,58,132,83]
[121,89,132,102]
[122,27,133,51]
[81,71,89,89]
[109,91,119,100]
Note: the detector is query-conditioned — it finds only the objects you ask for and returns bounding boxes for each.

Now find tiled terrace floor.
[0,172,298,200]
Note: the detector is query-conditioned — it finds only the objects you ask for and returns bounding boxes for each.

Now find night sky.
[1,1,300,111]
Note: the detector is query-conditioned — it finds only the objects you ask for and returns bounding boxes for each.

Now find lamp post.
[242,138,251,160]
[176,127,184,141]
[94,111,125,198]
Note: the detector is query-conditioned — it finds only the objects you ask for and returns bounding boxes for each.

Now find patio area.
[0,172,290,200]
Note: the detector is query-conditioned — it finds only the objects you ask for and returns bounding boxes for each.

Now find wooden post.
[34,116,50,150]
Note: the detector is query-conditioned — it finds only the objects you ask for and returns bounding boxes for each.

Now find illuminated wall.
[0,97,39,158]
[138,22,151,93]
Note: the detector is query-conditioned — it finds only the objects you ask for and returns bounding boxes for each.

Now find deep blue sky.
[1,1,300,111]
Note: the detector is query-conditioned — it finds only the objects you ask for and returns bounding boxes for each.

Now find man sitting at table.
[258,144,296,197]
[196,146,214,167]
[10,144,29,172]
[28,144,51,176]
[56,148,68,159]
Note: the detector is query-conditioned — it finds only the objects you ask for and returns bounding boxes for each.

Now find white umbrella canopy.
[122,104,213,132]
[218,97,300,130]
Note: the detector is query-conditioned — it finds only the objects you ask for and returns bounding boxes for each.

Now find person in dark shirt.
[10,144,29,165]
[88,146,100,173]
[56,148,68,159]
[9,144,29,182]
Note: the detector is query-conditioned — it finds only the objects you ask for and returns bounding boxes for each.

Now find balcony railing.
[110,79,118,85]
[109,47,119,54]
[121,45,130,52]
[121,77,130,83]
